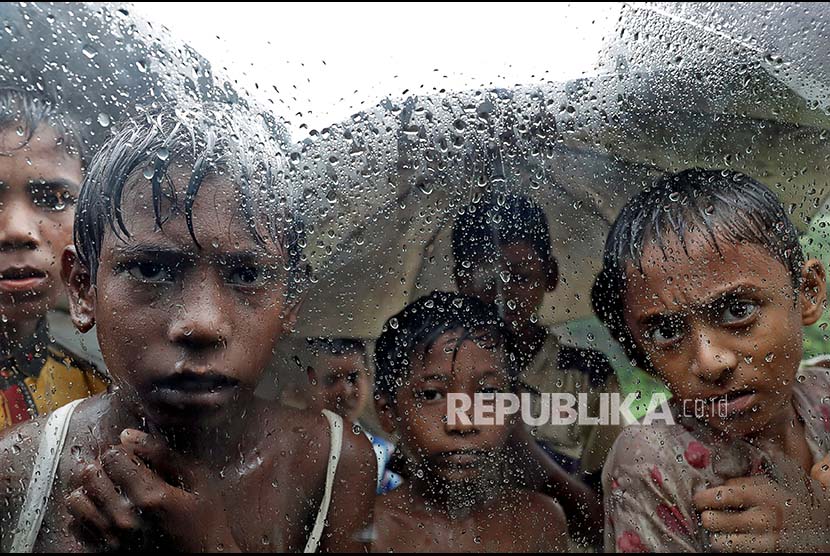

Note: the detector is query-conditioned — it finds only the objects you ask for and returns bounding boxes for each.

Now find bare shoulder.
[0,414,49,550]
[513,490,568,547]
[254,403,374,481]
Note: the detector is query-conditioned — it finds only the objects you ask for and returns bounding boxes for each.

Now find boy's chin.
[141,387,249,429]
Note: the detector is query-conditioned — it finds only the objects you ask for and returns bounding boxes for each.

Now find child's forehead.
[0,126,81,178]
[412,331,505,375]
[624,232,792,311]
[104,169,274,256]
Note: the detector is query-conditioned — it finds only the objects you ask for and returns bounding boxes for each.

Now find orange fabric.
[0,346,107,431]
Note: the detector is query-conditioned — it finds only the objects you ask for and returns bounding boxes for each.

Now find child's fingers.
[66,488,115,540]
[75,462,141,532]
[709,532,778,552]
[101,446,173,513]
[120,428,188,486]
[810,455,830,488]
[694,485,751,511]
[700,506,777,534]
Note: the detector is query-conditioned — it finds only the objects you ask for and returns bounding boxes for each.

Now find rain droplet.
[82,44,98,59]
[97,113,111,128]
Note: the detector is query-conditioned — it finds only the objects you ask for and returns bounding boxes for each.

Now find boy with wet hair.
[452,193,619,545]
[594,168,830,552]
[306,337,371,422]
[371,290,568,552]
[0,87,106,431]
[306,337,403,494]
[0,102,376,552]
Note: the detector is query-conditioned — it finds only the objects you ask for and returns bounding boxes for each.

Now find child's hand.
[68,430,240,552]
[810,454,830,490]
[104,429,241,552]
[694,475,830,552]
[65,457,146,550]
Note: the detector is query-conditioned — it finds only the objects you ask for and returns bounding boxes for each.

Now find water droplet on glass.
[82,44,98,59]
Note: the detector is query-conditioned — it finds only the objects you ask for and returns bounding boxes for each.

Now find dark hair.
[451,194,555,275]
[307,338,366,358]
[591,168,804,365]
[74,102,306,295]
[374,291,513,401]
[0,86,87,166]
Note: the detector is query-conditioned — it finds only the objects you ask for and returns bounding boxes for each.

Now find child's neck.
[747,400,813,471]
[508,322,548,366]
[407,469,505,519]
[101,389,258,467]
[0,316,43,355]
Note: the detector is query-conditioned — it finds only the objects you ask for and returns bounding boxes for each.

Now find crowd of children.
[1,87,829,553]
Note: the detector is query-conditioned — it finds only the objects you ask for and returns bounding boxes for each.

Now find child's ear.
[280,292,306,335]
[306,364,318,387]
[374,393,398,436]
[545,258,560,292]
[61,246,96,333]
[800,258,827,326]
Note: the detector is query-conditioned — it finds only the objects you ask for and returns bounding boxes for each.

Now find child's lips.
[434,450,488,468]
[0,266,48,294]
[709,389,758,417]
[150,372,240,408]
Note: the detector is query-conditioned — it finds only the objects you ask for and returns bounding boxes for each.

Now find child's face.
[311,352,369,421]
[0,126,79,328]
[391,330,512,484]
[83,168,293,428]
[623,231,825,437]
[457,241,550,331]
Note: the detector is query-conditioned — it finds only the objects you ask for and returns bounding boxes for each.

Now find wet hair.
[308,337,366,356]
[451,193,556,276]
[0,86,87,166]
[74,102,306,295]
[374,291,513,402]
[591,168,804,365]
[307,338,366,359]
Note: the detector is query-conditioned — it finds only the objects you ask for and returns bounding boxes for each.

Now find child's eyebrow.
[417,373,449,383]
[27,177,81,194]
[114,242,194,259]
[216,249,278,265]
[637,282,763,325]
[477,369,505,380]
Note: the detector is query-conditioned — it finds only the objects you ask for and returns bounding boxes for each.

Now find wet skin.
[622,231,830,552]
[371,330,568,552]
[0,126,80,343]
[0,169,376,552]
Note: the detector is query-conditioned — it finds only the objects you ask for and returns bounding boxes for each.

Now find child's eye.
[721,300,758,324]
[30,187,76,212]
[226,265,264,286]
[648,318,684,346]
[415,389,444,402]
[478,385,504,395]
[127,262,175,283]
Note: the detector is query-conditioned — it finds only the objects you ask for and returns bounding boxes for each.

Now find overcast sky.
[132,2,618,136]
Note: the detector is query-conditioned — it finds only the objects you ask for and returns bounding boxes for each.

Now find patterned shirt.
[0,321,107,431]
[603,360,830,552]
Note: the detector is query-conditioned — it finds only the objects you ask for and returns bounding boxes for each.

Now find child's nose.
[690,329,738,384]
[444,410,480,436]
[0,198,41,251]
[168,280,230,349]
